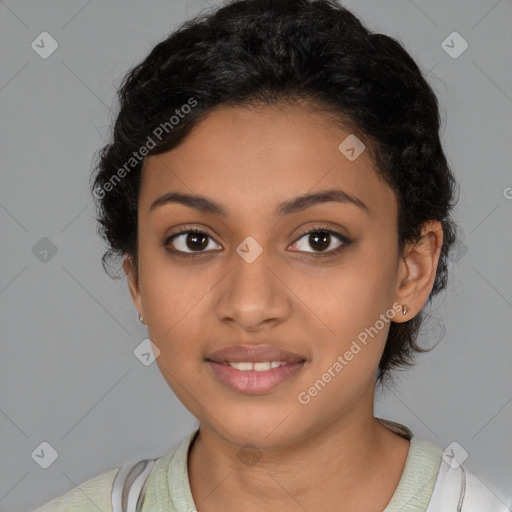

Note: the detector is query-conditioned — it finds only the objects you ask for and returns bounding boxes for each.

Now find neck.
[188,399,410,512]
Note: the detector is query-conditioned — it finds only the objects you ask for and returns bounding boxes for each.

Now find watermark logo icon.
[442,441,468,469]
[338,134,365,161]
[31,32,59,59]
[32,237,58,263]
[236,236,263,263]
[134,338,161,366]
[32,441,59,469]
[441,32,468,59]
[237,443,262,466]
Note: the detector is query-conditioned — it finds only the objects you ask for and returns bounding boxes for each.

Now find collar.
[142,419,442,512]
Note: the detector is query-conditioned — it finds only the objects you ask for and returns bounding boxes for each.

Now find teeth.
[229,362,254,371]
[228,361,286,371]
[254,362,271,371]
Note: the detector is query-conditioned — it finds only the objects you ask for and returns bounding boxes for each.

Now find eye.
[164,227,221,255]
[164,226,350,258]
[289,227,349,257]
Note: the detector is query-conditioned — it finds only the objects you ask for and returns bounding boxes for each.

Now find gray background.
[0,0,511,511]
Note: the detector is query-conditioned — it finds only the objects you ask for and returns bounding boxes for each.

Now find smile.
[207,359,305,394]
[224,361,287,371]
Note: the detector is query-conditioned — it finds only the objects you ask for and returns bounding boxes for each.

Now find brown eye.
[307,232,330,251]
[165,228,221,254]
[290,228,350,257]
[164,226,350,258]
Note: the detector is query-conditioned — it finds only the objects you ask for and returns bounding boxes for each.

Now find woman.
[33,0,511,510]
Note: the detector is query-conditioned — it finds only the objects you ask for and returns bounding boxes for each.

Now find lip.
[206,344,306,364]
[206,344,306,394]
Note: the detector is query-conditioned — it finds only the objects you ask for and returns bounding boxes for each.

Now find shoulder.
[32,431,199,512]
[426,447,512,512]
[377,418,511,512]
[32,466,120,512]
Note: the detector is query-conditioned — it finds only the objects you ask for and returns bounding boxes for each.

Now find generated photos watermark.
[298,302,402,405]
[93,97,198,200]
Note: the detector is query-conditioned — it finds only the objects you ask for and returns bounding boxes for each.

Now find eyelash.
[163,225,350,259]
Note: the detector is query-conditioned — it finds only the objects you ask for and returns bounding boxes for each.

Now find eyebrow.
[149,188,368,216]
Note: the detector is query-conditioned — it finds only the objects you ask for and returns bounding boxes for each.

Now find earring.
[402,305,408,316]
[138,314,145,325]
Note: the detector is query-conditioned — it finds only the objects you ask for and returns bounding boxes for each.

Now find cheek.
[300,237,398,367]
[137,249,199,355]
[340,231,398,311]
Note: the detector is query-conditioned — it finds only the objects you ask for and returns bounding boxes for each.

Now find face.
[124,103,434,450]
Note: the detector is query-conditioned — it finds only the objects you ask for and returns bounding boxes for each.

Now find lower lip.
[207,361,305,394]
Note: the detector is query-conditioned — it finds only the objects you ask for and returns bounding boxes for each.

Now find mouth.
[206,345,307,394]
[220,361,288,371]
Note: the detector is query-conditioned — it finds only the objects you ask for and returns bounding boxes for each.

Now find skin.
[123,102,444,512]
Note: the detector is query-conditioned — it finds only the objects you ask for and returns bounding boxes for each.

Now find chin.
[199,403,312,451]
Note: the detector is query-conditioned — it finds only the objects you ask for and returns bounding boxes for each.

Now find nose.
[214,247,292,332]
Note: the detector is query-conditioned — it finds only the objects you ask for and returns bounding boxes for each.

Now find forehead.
[140,104,395,218]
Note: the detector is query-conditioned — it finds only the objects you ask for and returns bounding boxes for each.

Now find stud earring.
[402,305,408,316]
[138,314,145,325]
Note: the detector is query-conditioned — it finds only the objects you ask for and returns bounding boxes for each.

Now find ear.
[123,255,145,320]
[394,220,444,321]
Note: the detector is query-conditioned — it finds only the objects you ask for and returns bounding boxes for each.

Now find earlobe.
[394,221,444,320]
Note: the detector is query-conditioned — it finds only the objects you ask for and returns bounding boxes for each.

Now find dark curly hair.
[91,0,458,385]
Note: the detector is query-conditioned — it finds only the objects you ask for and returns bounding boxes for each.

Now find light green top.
[33,418,443,511]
